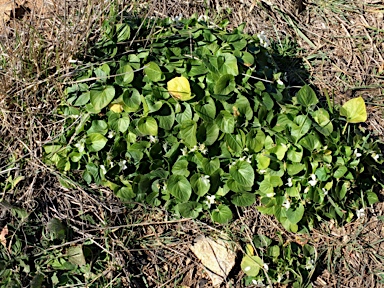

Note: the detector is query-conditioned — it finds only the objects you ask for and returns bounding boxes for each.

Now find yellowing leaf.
[245,243,254,256]
[167,76,193,101]
[1,225,8,250]
[109,103,123,113]
[340,96,367,123]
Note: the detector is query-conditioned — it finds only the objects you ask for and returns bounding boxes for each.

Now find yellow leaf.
[245,243,254,256]
[340,96,367,123]
[167,76,193,101]
[109,103,124,113]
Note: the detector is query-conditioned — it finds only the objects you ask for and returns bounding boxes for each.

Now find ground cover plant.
[2,0,384,287]
[45,14,383,232]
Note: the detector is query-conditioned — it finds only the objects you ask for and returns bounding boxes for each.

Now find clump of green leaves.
[44,15,383,231]
[241,234,316,287]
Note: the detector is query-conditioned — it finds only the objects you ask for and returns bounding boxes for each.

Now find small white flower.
[246,155,252,164]
[156,183,161,189]
[308,174,317,187]
[266,192,275,198]
[304,186,310,194]
[282,199,291,209]
[259,169,267,174]
[276,79,284,86]
[244,147,249,152]
[162,182,167,191]
[322,188,328,195]
[199,143,208,155]
[354,149,362,158]
[263,263,269,271]
[162,142,168,152]
[252,279,258,285]
[372,153,380,161]
[100,165,107,175]
[205,195,216,208]
[149,135,158,143]
[277,274,283,283]
[286,178,293,187]
[239,156,246,161]
[74,142,85,153]
[108,130,115,139]
[197,14,209,22]
[201,175,210,186]
[190,145,198,152]
[181,147,188,156]
[119,160,127,170]
[356,208,365,219]
[257,31,270,48]
[110,161,114,168]
[171,13,183,22]
[305,258,314,270]
[243,266,251,272]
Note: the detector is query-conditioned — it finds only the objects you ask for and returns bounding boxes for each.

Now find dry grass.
[1,0,384,287]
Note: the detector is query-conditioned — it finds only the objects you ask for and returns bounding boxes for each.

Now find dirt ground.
[1,0,384,287]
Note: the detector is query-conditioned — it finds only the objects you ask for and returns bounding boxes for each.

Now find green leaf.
[176,202,202,218]
[87,120,108,135]
[211,204,233,223]
[296,85,318,107]
[231,192,256,206]
[340,96,367,123]
[286,204,304,224]
[214,74,235,96]
[115,64,134,86]
[90,85,115,111]
[122,88,141,112]
[216,110,235,133]
[138,117,158,136]
[204,122,220,146]
[334,166,348,179]
[74,91,90,106]
[230,161,254,187]
[116,23,130,42]
[179,120,197,148]
[246,129,265,153]
[219,53,239,76]
[225,134,243,154]
[367,191,379,205]
[144,62,163,82]
[195,96,216,121]
[116,186,135,200]
[241,254,263,277]
[172,159,190,177]
[168,175,192,203]
[86,133,108,152]
[190,173,211,196]
[299,134,321,151]
[118,115,130,133]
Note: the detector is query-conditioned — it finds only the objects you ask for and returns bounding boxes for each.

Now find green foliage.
[45,15,384,230]
[242,234,316,287]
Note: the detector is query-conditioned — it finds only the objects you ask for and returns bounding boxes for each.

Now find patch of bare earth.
[1,0,384,287]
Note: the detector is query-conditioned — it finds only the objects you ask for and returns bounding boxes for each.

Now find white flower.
[259,169,267,174]
[197,14,209,22]
[201,175,210,186]
[354,149,362,158]
[199,143,208,155]
[277,274,283,283]
[74,142,85,153]
[162,142,168,152]
[263,263,269,271]
[108,130,115,139]
[266,192,275,198]
[252,279,258,285]
[257,31,270,48]
[181,147,188,156]
[119,160,127,170]
[100,165,107,175]
[205,195,216,208]
[372,153,380,161]
[308,174,317,186]
[149,135,158,143]
[110,161,114,168]
[305,258,314,270]
[286,178,293,187]
[282,199,291,209]
[239,156,246,161]
[162,182,167,191]
[304,187,310,194]
[276,79,284,86]
[322,188,328,195]
[356,208,365,219]
[244,147,249,152]
[190,145,198,152]
[243,266,251,272]
[171,13,183,22]
[246,155,252,164]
